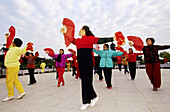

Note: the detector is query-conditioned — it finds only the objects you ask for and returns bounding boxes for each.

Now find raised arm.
[32,52,39,60]
[156,45,170,50]
[112,51,123,57]
[18,47,27,55]
[24,55,29,59]
[92,49,102,55]
[135,53,143,56]
[65,53,73,59]
[97,37,114,44]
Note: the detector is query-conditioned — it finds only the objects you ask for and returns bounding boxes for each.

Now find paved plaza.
[0,69,170,112]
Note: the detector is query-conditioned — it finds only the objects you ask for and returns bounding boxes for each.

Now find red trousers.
[145,63,161,88]
[57,67,65,85]
[75,68,80,79]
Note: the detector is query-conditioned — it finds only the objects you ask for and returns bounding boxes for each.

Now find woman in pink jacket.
[47,49,73,87]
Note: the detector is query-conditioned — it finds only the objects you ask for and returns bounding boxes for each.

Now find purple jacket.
[49,53,73,68]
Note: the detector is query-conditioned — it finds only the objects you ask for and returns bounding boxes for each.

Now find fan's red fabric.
[164,58,168,63]
[44,48,55,57]
[122,51,127,57]
[6,26,15,48]
[4,26,15,59]
[68,49,76,54]
[18,59,23,63]
[35,51,39,57]
[127,36,144,51]
[115,31,125,46]
[62,18,75,47]
[26,42,34,52]
[116,46,124,52]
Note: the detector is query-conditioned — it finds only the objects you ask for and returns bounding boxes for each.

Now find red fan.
[68,49,76,54]
[122,51,127,57]
[115,31,125,46]
[6,26,15,48]
[44,48,55,57]
[26,42,34,52]
[116,46,124,52]
[4,26,16,59]
[18,59,23,63]
[62,18,75,47]
[127,36,144,51]
[35,51,39,56]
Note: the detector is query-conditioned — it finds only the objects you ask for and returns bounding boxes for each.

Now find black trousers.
[102,67,112,88]
[129,62,136,80]
[78,58,97,104]
[28,68,36,84]
[72,66,76,76]
[118,64,122,71]
[123,65,129,74]
[97,67,103,81]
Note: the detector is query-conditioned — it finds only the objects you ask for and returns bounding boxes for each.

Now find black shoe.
[153,87,157,91]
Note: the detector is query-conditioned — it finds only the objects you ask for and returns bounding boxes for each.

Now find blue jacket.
[93,49,123,68]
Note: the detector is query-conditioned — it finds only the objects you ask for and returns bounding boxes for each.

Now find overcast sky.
[0,0,170,58]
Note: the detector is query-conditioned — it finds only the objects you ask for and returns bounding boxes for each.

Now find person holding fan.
[61,25,116,111]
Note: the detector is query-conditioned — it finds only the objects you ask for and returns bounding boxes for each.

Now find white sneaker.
[80,104,89,111]
[17,92,26,99]
[90,97,99,107]
[2,96,14,102]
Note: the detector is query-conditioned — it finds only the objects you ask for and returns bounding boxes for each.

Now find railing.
[114,64,170,69]
[1,64,170,77]
[0,68,56,77]
[18,68,56,75]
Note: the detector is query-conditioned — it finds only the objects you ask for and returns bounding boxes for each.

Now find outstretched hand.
[129,42,133,46]
[35,51,39,56]
[68,49,76,55]
[69,51,76,55]
[113,36,116,41]
[60,26,67,34]
[5,33,9,37]
[45,51,49,54]
[60,28,64,34]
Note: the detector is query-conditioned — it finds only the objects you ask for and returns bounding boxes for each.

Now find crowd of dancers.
[1,24,170,111]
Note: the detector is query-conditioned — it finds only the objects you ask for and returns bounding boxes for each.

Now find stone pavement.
[0,69,170,112]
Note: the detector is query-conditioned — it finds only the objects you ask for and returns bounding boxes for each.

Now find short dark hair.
[59,49,64,54]
[146,38,155,45]
[104,44,109,49]
[129,48,133,53]
[14,38,23,47]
